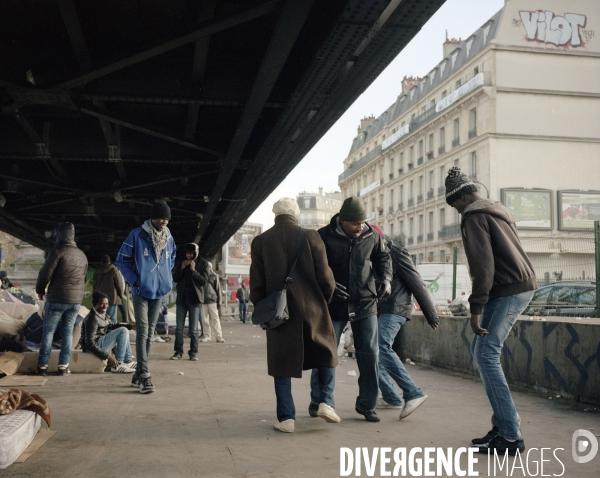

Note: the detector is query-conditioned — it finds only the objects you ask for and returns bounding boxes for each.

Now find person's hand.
[182,260,189,269]
[107,355,118,368]
[188,261,195,271]
[430,320,440,330]
[377,280,391,300]
[470,314,488,336]
[334,282,350,300]
[37,293,44,300]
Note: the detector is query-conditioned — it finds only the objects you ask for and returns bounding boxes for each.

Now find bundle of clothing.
[0,388,52,427]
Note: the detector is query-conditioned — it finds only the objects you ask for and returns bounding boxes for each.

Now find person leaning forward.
[311,196,392,423]
[250,197,340,433]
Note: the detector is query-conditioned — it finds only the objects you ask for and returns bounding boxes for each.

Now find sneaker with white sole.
[131,374,140,388]
[376,398,404,410]
[170,353,182,360]
[216,337,225,343]
[151,335,166,343]
[58,365,71,376]
[139,375,155,394]
[399,395,428,419]
[274,419,295,433]
[200,337,211,342]
[317,403,341,423]
[111,362,136,373]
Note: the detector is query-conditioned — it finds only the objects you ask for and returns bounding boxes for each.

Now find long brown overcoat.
[250,214,337,378]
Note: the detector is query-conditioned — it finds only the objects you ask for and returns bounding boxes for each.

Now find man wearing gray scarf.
[116,201,177,394]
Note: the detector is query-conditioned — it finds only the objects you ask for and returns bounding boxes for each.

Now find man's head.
[241,282,247,288]
[151,200,171,231]
[183,243,198,261]
[54,222,75,244]
[92,291,109,314]
[445,167,480,214]
[272,197,300,219]
[339,196,366,238]
[0,271,7,280]
[101,255,111,265]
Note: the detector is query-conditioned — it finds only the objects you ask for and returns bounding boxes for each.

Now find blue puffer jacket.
[115,223,176,299]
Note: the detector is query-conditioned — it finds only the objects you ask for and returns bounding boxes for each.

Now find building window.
[409,180,414,199]
[400,184,404,203]
[399,152,404,170]
[303,198,310,209]
[440,208,446,228]
[453,119,459,140]
[439,127,445,147]
[440,250,446,262]
[418,253,424,263]
[409,217,414,237]
[399,220,404,236]
[389,157,394,176]
[470,152,477,177]
[469,109,477,139]
[473,65,479,76]
[419,140,423,157]
[428,134,434,153]
[390,223,394,237]
[439,166,445,187]
[389,189,394,208]
[454,158,459,167]
[428,211,434,233]
[419,215,424,234]
[419,176,424,195]
[428,171,434,190]
[409,146,414,163]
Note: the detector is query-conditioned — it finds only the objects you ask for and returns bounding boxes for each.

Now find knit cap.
[152,200,171,219]
[339,197,366,221]
[445,167,478,205]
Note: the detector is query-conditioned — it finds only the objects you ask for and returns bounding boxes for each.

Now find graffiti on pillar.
[517,11,588,48]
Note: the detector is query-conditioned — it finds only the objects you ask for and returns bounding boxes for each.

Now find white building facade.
[297,188,342,230]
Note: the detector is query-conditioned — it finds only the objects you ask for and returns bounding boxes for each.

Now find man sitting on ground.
[81,292,136,373]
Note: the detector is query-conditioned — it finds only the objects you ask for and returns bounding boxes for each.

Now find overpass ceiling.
[0,0,445,261]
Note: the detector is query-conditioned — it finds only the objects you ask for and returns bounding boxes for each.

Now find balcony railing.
[438,223,462,239]
[338,145,382,182]
[417,234,424,243]
[408,162,414,170]
[426,152,434,161]
[407,236,414,245]
[388,205,394,213]
[389,173,394,180]
[438,144,445,155]
[378,210,384,217]
[408,197,414,206]
[398,168,404,175]
[427,189,434,199]
[452,137,460,148]
[417,156,423,165]
[438,186,446,196]
[427,232,434,241]
[417,194,423,203]
[468,127,477,139]
[398,202,404,210]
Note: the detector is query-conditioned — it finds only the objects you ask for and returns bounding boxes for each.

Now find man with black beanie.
[446,167,537,455]
[116,200,176,393]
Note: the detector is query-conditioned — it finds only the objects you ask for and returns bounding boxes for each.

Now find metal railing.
[408,197,414,206]
[388,205,394,213]
[427,189,434,199]
[438,145,445,155]
[389,173,394,180]
[427,232,434,241]
[338,146,382,182]
[407,236,414,245]
[417,194,423,203]
[408,162,414,170]
[438,223,461,239]
[468,127,477,140]
[452,137,460,148]
[417,156,423,165]
[427,152,434,161]
[398,168,404,175]
[438,186,446,196]
[398,202,404,210]
[417,234,424,243]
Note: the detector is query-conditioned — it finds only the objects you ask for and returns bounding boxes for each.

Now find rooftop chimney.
[401,76,421,93]
[318,187,324,196]
[443,30,462,58]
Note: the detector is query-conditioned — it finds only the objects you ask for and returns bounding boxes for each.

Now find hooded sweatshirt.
[172,243,209,306]
[460,199,537,315]
[92,263,124,305]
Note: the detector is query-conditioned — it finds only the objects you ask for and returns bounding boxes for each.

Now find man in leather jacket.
[310,197,392,423]
[370,225,439,420]
[35,222,88,376]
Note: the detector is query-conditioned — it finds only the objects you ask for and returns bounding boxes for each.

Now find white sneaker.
[317,403,341,423]
[216,337,225,343]
[274,419,295,433]
[151,335,166,343]
[200,337,211,343]
[376,398,404,410]
[399,395,428,419]
[111,362,136,373]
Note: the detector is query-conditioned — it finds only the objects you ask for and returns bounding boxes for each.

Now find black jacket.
[203,272,221,308]
[80,308,124,360]
[377,238,439,325]
[172,243,209,306]
[318,214,392,322]
[236,286,249,303]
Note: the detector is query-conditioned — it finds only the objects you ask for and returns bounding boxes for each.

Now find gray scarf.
[143,219,170,268]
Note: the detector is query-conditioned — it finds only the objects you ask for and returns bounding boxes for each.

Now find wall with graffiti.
[395,315,600,405]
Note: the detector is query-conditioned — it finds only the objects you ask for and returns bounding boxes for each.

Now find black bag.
[252,228,306,331]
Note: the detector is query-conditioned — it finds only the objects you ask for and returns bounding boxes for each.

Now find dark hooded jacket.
[92,263,124,305]
[80,307,123,360]
[377,237,439,325]
[36,223,88,304]
[318,214,392,322]
[172,243,209,306]
[461,199,537,315]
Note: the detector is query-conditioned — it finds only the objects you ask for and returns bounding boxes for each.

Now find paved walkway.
[4,319,599,477]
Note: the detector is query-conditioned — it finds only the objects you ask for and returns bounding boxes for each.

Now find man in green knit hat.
[310,196,392,423]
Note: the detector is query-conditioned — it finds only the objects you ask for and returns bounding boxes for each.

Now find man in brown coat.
[250,198,340,433]
[92,255,124,323]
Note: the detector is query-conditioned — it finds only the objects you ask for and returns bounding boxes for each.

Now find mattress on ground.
[0,410,41,469]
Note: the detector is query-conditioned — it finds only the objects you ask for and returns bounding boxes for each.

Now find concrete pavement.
[4,318,599,477]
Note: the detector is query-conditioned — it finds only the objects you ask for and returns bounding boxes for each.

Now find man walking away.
[237,282,249,323]
[370,224,439,420]
[116,200,176,394]
[35,222,88,376]
[311,196,392,423]
[251,198,340,433]
[171,243,209,361]
[92,255,124,323]
[200,262,224,343]
[446,167,537,456]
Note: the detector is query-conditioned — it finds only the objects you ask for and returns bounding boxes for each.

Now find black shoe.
[139,376,155,394]
[189,354,198,361]
[57,366,71,376]
[475,435,525,455]
[131,374,140,388]
[355,407,380,422]
[472,426,499,445]
[308,402,319,418]
[37,366,48,376]
[170,353,182,360]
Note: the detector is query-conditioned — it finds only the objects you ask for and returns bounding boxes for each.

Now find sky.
[248,0,505,230]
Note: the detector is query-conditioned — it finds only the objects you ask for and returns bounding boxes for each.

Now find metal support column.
[452,246,458,301]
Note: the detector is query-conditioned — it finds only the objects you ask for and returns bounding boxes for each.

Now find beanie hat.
[272,197,300,218]
[100,255,111,265]
[339,196,366,222]
[445,167,478,205]
[152,200,171,219]
[370,224,384,237]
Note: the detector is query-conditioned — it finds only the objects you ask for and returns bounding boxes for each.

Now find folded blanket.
[0,388,52,427]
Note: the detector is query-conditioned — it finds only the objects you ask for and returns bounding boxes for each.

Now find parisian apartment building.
[337,0,600,282]
[297,188,342,230]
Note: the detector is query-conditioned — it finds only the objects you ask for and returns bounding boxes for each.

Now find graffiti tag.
[519,10,587,47]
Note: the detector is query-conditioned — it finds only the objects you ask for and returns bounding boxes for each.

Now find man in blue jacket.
[116,201,176,394]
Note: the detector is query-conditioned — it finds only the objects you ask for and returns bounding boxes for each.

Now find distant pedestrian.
[236,282,249,323]
[92,255,124,323]
[171,243,209,361]
[116,200,176,394]
[370,224,439,420]
[250,198,340,433]
[200,262,224,343]
[0,271,14,289]
[35,222,88,376]
[446,167,537,456]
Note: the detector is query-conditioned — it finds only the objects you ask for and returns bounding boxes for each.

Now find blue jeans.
[378,314,425,406]
[275,367,335,421]
[38,302,79,368]
[95,327,132,362]
[239,302,247,322]
[107,304,118,324]
[132,294,163,377]
[175,302,200,356]
[311,316,379,412]
[470,291,534,441]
